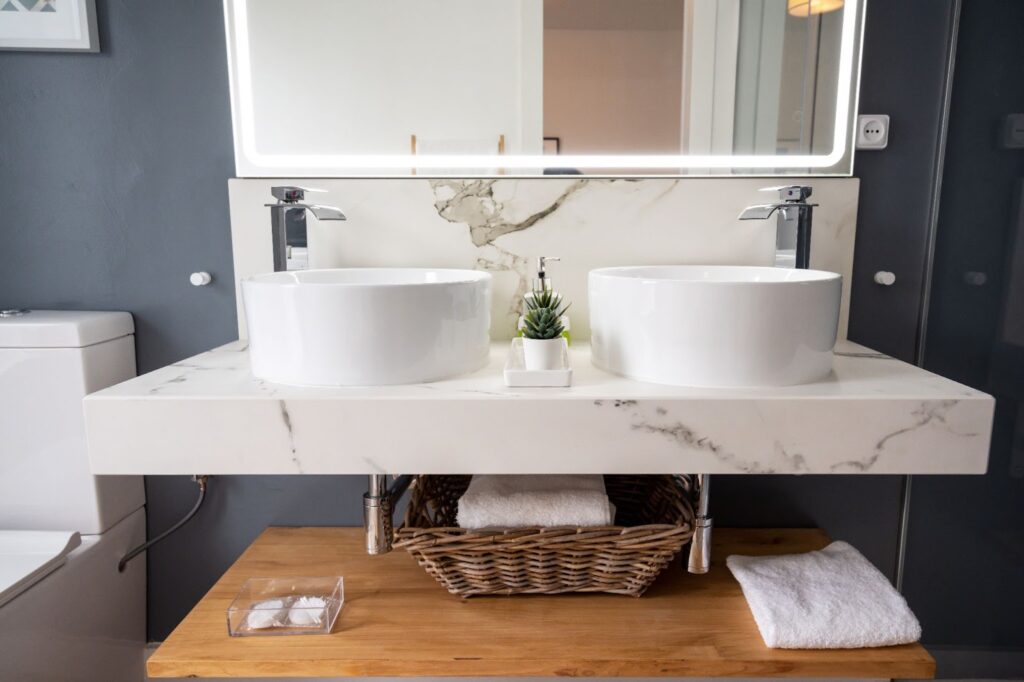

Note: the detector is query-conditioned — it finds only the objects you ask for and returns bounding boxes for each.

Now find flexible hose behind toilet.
[118,475,209,572]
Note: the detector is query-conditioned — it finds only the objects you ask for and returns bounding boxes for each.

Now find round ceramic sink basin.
[242,268,492,386]
[589,265,842,387]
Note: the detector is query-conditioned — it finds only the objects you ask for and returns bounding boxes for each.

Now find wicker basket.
[394,475,696,597]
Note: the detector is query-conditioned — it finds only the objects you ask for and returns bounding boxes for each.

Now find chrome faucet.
[266,186,347,271]
[738,185,818,270]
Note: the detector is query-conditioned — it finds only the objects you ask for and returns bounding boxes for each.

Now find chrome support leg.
[363,474,413,555]
[688,474,713,574]
[363,474,392,555]
[894,474,913,591]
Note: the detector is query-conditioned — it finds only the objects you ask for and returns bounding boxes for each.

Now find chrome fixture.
[687,474,712,574]
[738,185,818,269]
[363,474,413,555]
[266,186,347,272]
[0,309,29,317]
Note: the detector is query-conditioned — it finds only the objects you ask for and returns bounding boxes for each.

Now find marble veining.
[84,340,994,476]
[829,399,980,472]
[430,178,601,321]
[430,178,588,247]
[595,399,811,474]
[278,401,302,473]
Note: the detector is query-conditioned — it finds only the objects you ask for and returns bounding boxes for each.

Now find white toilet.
[0,310,146,681]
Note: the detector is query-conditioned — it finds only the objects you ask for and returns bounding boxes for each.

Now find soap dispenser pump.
[520,256,571,343]
[533,256,560,292]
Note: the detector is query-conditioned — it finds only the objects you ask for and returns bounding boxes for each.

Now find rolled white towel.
[727,540,922,649]
[456,475,615,529]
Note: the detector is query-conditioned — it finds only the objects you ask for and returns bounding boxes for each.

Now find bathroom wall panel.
[545,27,683,155]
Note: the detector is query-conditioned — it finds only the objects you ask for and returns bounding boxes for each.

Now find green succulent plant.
[522,287,571,340]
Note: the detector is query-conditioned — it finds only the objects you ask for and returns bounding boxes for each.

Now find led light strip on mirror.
[224,0,862,175]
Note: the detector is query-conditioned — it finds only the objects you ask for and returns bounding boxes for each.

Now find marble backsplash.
[228,178,859,341]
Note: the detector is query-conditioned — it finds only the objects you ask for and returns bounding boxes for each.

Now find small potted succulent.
[521,287,571,370]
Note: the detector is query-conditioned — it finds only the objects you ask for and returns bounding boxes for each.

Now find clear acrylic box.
[227,576,344,637]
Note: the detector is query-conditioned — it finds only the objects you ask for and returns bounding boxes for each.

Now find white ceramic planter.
[522,337,564,371]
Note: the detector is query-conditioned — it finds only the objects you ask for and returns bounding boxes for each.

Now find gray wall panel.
[849,0,959,361]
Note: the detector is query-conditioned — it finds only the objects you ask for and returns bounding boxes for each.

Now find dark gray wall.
[0,0,983,663]
[903,0,1024,673]
[848,0,960,362]
[0,0,236,368]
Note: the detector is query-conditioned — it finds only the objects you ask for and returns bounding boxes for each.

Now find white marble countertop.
[84,340,993,475]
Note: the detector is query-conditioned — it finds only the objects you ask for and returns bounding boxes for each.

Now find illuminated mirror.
[224,0,863,176]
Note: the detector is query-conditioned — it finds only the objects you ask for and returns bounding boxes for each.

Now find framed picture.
[0,0,98,52]
[543,137,561,155]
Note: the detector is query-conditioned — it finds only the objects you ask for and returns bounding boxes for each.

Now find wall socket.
[856,114,890,150]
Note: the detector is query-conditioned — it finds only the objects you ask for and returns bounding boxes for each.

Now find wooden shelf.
[148,527,935,679]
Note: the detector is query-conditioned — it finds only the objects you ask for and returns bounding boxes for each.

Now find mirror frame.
[224,0,865,178]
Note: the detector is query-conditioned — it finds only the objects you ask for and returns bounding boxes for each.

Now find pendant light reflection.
[787,0,844,17]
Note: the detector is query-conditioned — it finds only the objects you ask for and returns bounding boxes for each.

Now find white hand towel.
[727,540,922,649]
[456,475,615,529]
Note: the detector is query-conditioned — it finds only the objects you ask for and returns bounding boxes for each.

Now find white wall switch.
[857,114,890,150]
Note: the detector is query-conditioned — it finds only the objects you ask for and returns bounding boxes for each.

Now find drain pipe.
[687,474,712,574]
[363,474,413,555]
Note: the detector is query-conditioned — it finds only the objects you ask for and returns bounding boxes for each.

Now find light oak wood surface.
[147,527,934,679]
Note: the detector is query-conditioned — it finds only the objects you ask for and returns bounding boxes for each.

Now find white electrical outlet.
[857,114,890,150]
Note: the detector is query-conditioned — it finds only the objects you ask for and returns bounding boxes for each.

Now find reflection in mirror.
[225,0,862,176]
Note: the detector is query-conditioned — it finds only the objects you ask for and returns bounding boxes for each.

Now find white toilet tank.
[0,311,144,535]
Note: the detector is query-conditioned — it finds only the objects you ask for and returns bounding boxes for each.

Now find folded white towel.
[456,475,615,529]
[727,540,921,649]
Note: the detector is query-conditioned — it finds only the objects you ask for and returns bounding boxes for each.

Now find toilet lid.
[0,531,81,608]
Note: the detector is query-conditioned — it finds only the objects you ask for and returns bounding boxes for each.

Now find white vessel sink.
[589,265,842,387]
[242,268,491,386]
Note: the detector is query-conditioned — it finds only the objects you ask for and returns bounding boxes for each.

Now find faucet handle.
[760,185,813,202]
[270,186,327,203]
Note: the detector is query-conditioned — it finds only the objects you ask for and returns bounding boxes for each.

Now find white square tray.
[503,337,573,387]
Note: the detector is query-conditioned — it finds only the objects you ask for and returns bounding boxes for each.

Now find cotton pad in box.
[227,576,343,636]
